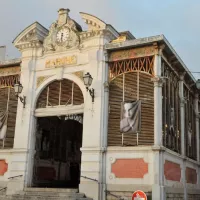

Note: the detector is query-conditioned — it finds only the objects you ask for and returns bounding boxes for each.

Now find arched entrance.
[33,79,84,188]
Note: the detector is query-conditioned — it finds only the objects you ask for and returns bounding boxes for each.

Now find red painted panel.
[0,160,8,176]
[164,160,181,182]
[111,158,148,178]
[186,167,197,184]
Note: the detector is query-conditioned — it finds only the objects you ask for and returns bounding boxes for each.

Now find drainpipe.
[99,49,109,200]
[179,74,187,200]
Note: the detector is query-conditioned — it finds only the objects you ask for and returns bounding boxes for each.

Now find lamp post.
[83,72,95,102]
[14,82,26,108]
[196,79,200,90]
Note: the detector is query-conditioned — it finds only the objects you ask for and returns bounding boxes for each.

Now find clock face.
[56,28,70,43]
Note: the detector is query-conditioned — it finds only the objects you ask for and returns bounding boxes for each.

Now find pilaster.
[7,48,38,195]
[194,93,199,162]
[179,73,187,200]
[179,73,186,156]
[151,51,164,200]
[152,53,163,146]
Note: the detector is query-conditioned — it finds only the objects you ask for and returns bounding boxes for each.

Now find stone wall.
[188,194,200,200]
[166,193,200,200]
[166,193,184,200]
[106,191,152,200]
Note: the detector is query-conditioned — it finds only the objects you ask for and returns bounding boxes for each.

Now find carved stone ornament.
[13,22,49,51]
[72,71,83,81]
[43,8,82,53]
[36,75,52,88]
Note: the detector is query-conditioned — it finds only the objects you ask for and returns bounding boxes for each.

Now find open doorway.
[32,114,83,188]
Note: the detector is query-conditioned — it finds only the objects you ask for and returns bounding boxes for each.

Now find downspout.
[99,49,109,200]
[179,74,187,200]
[103,50,109,200]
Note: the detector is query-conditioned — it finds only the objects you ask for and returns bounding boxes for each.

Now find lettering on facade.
[0,66,21,76]
[109,46,155,62]
[45,55,77,68]
[65,114,83,124]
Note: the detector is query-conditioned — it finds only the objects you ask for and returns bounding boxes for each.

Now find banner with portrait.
[120,100,141,134]
[0,110,8,140]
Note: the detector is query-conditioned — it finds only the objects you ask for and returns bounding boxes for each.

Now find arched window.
[36,79,84,109]
[108,56,154,146]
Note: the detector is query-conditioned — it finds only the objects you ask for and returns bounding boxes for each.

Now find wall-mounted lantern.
[196,79,200,90]
[83,72,95,102]
[14,82,26,108]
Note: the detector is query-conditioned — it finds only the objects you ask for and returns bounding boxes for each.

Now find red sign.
[132,190,147,200]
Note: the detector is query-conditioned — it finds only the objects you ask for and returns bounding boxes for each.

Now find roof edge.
[105,34,196,83]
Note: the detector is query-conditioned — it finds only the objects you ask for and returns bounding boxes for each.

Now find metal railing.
[80,175,98,183]
[81,175,126,200]
[106,191,126,200]
[8,175,23,179]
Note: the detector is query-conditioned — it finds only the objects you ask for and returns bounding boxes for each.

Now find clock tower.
[57,8,70,26]
[43,8,82,52]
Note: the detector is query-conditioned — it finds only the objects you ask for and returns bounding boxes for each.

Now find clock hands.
[61,32,64,42]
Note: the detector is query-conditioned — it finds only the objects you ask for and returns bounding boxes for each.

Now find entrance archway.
[33,79,84,188]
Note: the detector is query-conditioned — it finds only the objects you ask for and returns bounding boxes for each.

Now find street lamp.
[196,79,200,90]
[14,82,26,108]
[83,72,95,102]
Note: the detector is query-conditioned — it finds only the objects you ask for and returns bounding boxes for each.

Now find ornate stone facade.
[43,9,82,53]
[0,7,199,200]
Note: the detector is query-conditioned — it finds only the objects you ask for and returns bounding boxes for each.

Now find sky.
[0,0,200,78]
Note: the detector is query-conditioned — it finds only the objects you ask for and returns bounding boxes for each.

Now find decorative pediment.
[80,12,106,31]
[13,9,121,52]
[79,12,119,42]
[43,9,82,53]
[13,22,48,51]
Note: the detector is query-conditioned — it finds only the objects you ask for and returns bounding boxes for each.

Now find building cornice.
[0,58,21,67]
[105,34,197,85]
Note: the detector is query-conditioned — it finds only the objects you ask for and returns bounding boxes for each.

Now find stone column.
[152,53,163,146]
[6,48,38,195]
[179,74,187,200]
[79,47,108,200]
[151,52,164,200]
[99,50,109,200]
[179,74,185,156]
[195,93,199,162]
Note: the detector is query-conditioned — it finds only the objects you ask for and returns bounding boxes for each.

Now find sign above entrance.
[109,46,155,62]
[132,190,147,200]
[45,55,77,68]
[64,114,83,124]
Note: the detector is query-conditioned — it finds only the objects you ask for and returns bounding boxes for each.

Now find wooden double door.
[33,115,83,188]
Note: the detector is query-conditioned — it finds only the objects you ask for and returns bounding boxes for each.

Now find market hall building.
[0,8,200,200]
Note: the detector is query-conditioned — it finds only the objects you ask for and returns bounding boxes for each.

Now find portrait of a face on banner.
[120,100,141,134]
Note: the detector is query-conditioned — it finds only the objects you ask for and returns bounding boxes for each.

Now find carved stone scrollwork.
[43,9,82,53]
[13,22,49,51]
[20,29,36,42]
[72,71,83,81]
[36,75,52,88]
[151,76,165,87]
[180,97,187,107]
[43,22,57,52]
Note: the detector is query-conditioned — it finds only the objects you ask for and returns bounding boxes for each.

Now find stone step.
[0,194,92,200]
[13,193,85,198]
[18,188,82,197]
[10,196,91,200]
[24,188,78,193]
[0,188,93,200]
